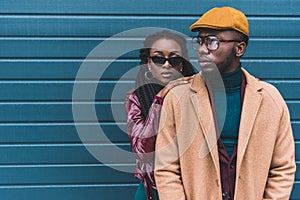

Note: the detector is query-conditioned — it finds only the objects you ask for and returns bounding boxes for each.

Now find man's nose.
[198,42,209,54]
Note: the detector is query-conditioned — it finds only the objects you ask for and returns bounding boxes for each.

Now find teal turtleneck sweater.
[215,67,242,157]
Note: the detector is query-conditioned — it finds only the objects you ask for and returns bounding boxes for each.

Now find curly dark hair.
[135,30,196,119]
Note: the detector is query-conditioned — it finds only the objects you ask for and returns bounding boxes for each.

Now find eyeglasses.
[149,56,183,68]
[192,35,241,51]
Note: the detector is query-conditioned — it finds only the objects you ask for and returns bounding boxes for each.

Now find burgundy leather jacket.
[124,90,163,199]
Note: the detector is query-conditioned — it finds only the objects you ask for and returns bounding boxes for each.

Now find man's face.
[196,28,240,74]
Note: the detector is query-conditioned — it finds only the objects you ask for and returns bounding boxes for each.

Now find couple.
[124,6,296,200]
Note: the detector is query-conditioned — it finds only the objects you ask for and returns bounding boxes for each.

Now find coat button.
[230,164,235,169]
[222,192,228,197]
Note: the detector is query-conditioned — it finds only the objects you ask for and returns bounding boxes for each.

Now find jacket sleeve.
[124,91,163,162]
[154,92,186,200]
[263,101,296,199]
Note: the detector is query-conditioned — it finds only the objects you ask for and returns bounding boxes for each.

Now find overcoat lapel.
[189,74,220,175]
[237,69,263,171]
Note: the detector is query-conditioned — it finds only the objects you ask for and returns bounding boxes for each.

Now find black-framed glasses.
[192,35,241,51]
[149,56,183,68]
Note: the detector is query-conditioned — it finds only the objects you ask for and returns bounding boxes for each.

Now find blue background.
[0,0,299,199]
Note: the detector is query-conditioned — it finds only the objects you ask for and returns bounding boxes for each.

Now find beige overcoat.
[155,68,296,200]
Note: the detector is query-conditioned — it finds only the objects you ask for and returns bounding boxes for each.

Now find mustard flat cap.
[190,6,249,36]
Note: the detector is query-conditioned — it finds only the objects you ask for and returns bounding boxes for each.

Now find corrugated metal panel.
[0,0,299,199]
[0,17,299,37]
[0,0,298,15]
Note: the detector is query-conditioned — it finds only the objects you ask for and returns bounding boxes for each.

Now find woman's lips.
[161,72,173,78]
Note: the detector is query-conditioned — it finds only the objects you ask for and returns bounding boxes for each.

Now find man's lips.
[198,57,213,67]
[198,60,213,67]
[199,60,212,63]
[198,57,211,62]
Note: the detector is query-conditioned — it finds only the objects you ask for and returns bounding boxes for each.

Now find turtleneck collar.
[221,67,242,93]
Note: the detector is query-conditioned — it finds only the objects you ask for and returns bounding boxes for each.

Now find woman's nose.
[162,60,172,68]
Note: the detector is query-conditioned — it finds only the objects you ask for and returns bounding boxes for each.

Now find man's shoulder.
[243,68,286,109]
[246,71,282,97]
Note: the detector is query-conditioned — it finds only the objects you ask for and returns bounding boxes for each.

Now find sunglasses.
[149,56,183,68]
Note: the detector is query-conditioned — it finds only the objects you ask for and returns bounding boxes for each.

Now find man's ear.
[235,42,247,57]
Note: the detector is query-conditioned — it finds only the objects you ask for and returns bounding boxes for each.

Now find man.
[154,6,296,200]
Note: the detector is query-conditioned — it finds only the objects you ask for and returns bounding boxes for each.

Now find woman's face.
[148,38,183,85]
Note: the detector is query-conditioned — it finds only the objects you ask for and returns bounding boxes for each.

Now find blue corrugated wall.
[0,0,299,199]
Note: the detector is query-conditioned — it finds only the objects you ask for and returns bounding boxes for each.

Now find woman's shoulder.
[124,89,140,108]
[125,89,137,100]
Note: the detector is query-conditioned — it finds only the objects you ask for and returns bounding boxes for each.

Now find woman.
[124,30,195,200]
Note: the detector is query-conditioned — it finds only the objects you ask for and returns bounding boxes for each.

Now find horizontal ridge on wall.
[0,0,298,16]
[0,38,299,58]
[0,16,299,37]
[0,59,299,80]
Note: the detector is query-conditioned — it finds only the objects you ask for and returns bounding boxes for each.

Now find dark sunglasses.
[149,56,183,68]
